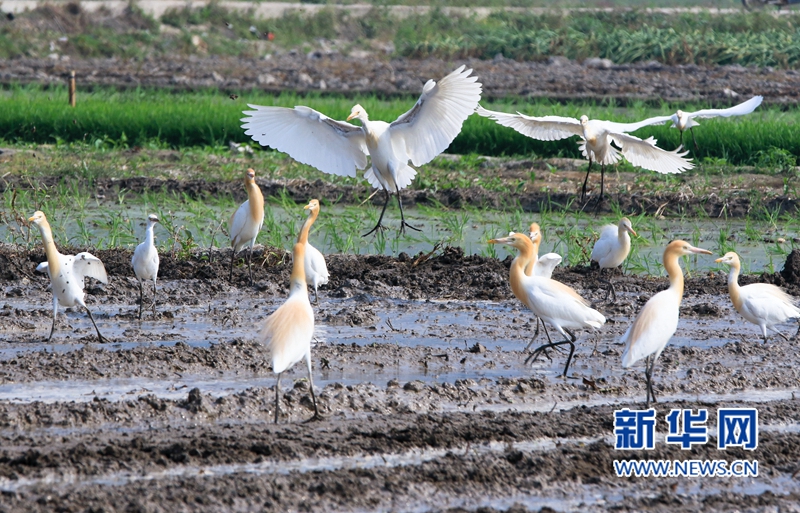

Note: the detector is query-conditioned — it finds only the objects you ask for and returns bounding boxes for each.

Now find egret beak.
[488,237,510,245]
[715,257,727,263]
[304,204,311,210]
[346,112,357,121]
[628,227,638,237]
[28,216,35,222]
[689,247,713,255]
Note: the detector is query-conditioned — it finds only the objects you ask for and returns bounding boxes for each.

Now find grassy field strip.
[1,86,797,165]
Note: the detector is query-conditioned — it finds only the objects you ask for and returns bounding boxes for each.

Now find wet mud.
[1,243,800,511]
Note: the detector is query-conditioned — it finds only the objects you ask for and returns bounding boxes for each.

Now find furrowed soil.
[1,241,799,512]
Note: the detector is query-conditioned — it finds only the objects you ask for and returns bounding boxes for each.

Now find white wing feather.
[686,96,763,120]
[72,252,108,284]
[533,253,562,279]
[591,225,618,263]
[610,133,694,174]
[389,65,482,166]
[477,106,582,141]
[242,105,368,177]
[739,284,800,327]
[621,290,679,367]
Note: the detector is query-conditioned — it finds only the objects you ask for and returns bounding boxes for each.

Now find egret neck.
[289,243,308,298]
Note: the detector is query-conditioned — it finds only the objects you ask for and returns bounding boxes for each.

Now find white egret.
[490,232,605,377]
[642,96,763,150]
[28,211,108,343]
[621,240,712,406]
[716,251,800,343]
[476,106,694,202]
[242,66,482,235]
[131,214,160,319]
[300,199,329,304]
[258,240,321,423]
[229,168,265,284]
[591,217,637,301]
[524,222,563,347]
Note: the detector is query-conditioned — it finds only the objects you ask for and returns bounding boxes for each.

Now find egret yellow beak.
[346,112,357,121]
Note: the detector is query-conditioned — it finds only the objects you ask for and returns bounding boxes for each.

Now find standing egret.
[524,223,563,347]
[489,232,605,377]
[242,66,482,235]
[259,240,321,423]
[28,211,108,343]
[229,168,265,284]
[300,199,329,304]
[591,217,637,302]
[642,96,763,151]
[132,214,160,319]
[476,106,694,202]
[716,251,800,342]
[621,240,712,406]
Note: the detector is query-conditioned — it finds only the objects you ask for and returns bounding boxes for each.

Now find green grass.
[2,85,799,166]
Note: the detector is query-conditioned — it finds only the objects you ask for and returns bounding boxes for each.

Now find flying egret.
[716,251,800,343]
[28,211,109,343]
[524,223,563,346]
[591,217,637,302]
[132,214,160,319]
[242,66,482,236]
[476,106,694,202]
[641,96,763,151]
[621,240,712,406]
[258,240,321,424]
[229,168,265,284]
[300,199,329,304]
[489,232,605,377]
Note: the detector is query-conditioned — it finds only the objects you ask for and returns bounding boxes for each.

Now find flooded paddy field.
[0,242,799,511]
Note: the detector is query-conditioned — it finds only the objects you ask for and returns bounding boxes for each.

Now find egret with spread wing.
[476,106,694,202]
[29,211,109,343]
[243,66,482,235]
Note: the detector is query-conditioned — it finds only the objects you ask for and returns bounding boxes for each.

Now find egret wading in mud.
[258,238,321,424]
[476,106,694,202]
[716,251,800,343]
[28,211,109,343]
[229,168,265,284]
[621,240,712,407]
[524,223,563,346]
[489,232,605,377]
[591,217,637,302]
[300,199,329,304]
[642,96,763,151]
[242,66,482,236]
[132,214,160,319]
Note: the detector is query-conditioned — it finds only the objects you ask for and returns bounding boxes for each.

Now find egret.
[476,106,694,202]
[229,168,265,284]
[242,66,482,235]
[621,240,712,406]
[642,96,763,151]
[258,240,321,424]
[716,251,800,343]
[490,232,605,377]
[591,217,637,302]
[300,199,329,304]
[524,223,563,346]
[28,211,108,343]
[131,214,160,319]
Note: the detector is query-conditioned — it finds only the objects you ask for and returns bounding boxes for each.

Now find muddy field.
[0,239,799,511]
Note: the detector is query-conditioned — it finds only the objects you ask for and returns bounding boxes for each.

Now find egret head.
[529,222,542,243]
[666,239,712,258]
[304,199,320,215]
[675,109,685,118]
[580,115,589,126]
[147,214,160,224]
[619,217,637,237]
[715,251,740,267]
[488,232,532,252]
[347,104,367,122]
[28,211,46,226]
[245,168,256,183]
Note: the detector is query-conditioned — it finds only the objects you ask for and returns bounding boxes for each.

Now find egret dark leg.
[599,164,605,201]
[363,189,391,237]
[396,189,420,235]
[581,160,593,203]
[524,317,552,352]
[138,281,144,320]
[304,354,323,423]
[85,306,106,343]
[526,328,577,377]
[247,243,255,285]
[229,248,236,282]
[151,279,157,317]
[48,297,58,342]
[679,130,684,149]
[600,268,617,302]
[690,127,699,152]
[274,372,282,424]
[314,287,320,305]
[644,355,658,407]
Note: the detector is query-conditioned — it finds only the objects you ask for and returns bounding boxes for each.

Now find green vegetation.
[1,85,797,166]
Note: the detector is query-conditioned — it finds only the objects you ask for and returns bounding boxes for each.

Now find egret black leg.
[599,164,605,201]
[314,287,320,305]
[645,355,658,407]
[526,329,577,377]
[229,248,236,282]
[85,306,106,344]
[48,297,58,342]
[247,243,254,285]
[151,280,157,317]
[363,189,391,237]
[138,281,144,320]
[396,189,420,235]
[274,372,282,424]
[581,160,593,203]
[690,127,699,152]
[304,355,323,423]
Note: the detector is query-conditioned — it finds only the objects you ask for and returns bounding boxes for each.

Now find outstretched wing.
[686,95,763,120]
[242,105,368,177]
[593,115,676,133]
[389,66,482,166]
[610,133,694,174]
[73,252,108,284]
[477,105,582,141]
